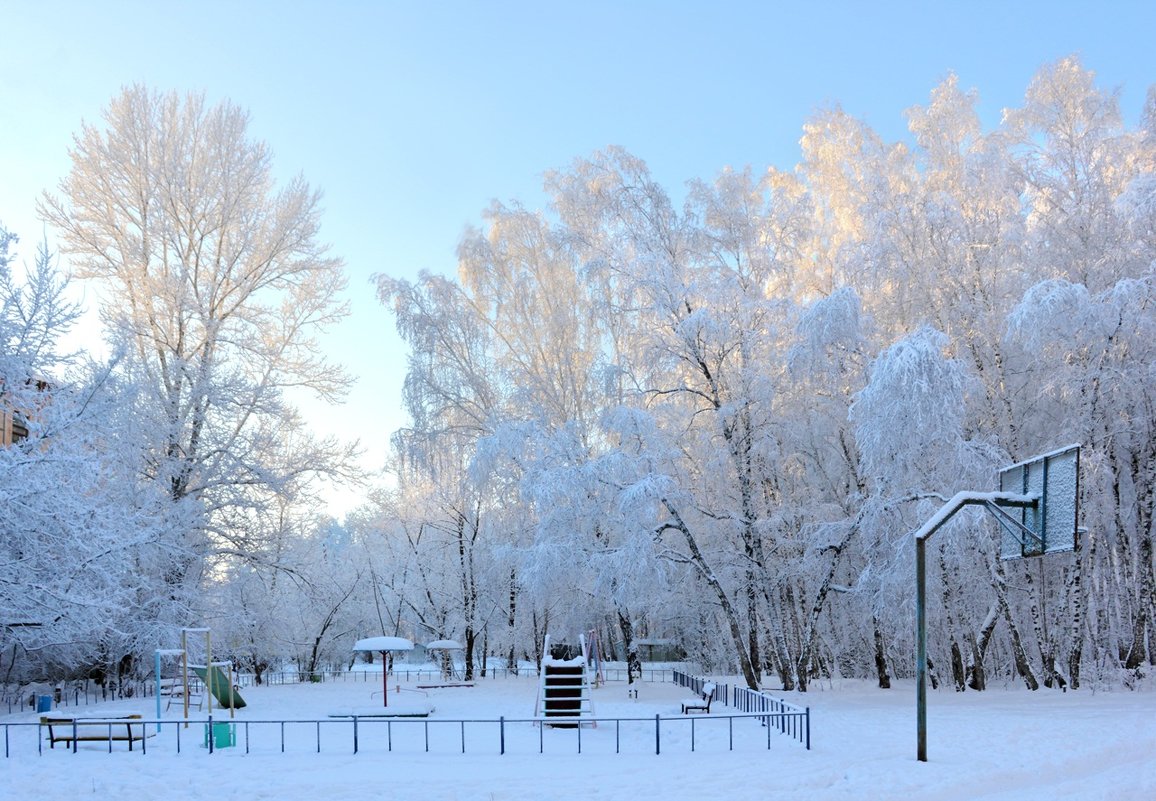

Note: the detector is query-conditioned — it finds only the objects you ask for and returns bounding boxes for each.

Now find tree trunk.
[967,603,999,691]
[480,627,488,678]
[939,548,966,691]
[463,626,477,682]
[746,577,762,687]
[949,640,966,692]
[873,619,891,689]
[1026,561,1068,689]
[1065,558,1085,690]
[1001,597,1040,690]
[785,582,809,691]
[660,499,760,689]
[799,528,856,692]
[531,609,547,673]
[1124,529,1153,670]
[763,593,796,691]
[993,558,1039,689]
[617,609,642,684]
[506,568,518,676]
[456,510,480,682]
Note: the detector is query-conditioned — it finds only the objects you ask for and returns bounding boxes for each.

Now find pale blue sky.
[2,1,1153,515]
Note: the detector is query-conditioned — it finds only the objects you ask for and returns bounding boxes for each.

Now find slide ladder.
[535,634,595,727]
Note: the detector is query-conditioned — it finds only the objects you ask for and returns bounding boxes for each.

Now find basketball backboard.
[998,444,1080,559]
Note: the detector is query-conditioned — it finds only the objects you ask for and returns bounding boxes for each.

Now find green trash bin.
[203,721,236,749]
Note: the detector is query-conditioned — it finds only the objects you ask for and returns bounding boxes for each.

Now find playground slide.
[191,665,247,709]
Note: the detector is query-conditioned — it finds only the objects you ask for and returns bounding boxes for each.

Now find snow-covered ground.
[5,674,1155,800]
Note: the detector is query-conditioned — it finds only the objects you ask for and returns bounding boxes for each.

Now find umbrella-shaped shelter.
[352,636,414,706]
[425,639,464,680]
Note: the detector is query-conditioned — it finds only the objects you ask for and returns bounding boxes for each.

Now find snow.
[328,702,435,718]
[351,636,414,652]
[425,639,464,650]
[6,674,1156,800]
[914,492,1036,541]
[541,655,585,667]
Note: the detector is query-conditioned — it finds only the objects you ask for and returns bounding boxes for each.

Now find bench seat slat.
[40,715,148,751]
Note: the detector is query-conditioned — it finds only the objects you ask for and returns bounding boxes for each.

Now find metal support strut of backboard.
[914,444,1080,763]
[984,500,1044,551]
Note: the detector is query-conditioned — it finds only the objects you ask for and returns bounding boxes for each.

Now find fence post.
[500,716,505,755]
[353,716,359,754]
[805,707,811,750]
[655,714,660,755]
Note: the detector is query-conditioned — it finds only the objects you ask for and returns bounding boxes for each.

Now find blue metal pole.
[916,536,927,762]
[155,650,162,732]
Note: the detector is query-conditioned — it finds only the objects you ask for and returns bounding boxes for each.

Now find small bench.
[681,682,717,714]
[40,714,149,751]
[415,682,474,689]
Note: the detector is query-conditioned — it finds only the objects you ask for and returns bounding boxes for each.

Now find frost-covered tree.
[1003,57,1147,292]
[0,225,180,685]
[38,86,355,583]
[367,58,1156,693]
[375,271,512,679]
[1006,274,1156,685]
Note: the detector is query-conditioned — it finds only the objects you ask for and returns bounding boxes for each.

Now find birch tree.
[376,272,507,679]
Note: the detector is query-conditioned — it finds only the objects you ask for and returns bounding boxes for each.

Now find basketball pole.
[913,491,1038,763]
[916,535,927,762]
[914,445,1079,762]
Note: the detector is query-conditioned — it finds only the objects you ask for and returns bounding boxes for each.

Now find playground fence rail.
[2,708,802,758]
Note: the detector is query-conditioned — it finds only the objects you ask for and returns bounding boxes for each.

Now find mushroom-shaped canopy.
[425,639,464,650]
[353,636,414,652]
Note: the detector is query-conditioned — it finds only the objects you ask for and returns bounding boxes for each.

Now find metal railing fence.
[3,669,809,756]
[672,669,809,750]
[4,709,790,758]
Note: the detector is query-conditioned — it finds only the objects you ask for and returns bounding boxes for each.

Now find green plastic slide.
[191,665,247,709]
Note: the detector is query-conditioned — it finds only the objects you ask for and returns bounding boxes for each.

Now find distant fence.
[672,669,809,750]
[249,666,676,687]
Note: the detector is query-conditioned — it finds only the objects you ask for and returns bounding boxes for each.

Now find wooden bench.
[681,682,717,714]
[40,714,149,751]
